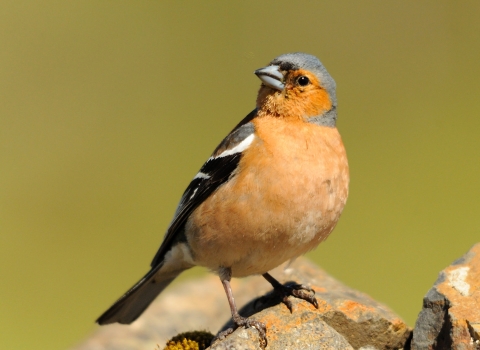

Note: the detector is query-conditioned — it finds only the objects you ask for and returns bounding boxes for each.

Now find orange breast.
[186,116,349,277]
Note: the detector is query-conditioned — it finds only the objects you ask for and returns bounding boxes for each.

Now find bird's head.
[255,52,337,126]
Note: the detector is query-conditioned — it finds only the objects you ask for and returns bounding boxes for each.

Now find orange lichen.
[338,300,377,319]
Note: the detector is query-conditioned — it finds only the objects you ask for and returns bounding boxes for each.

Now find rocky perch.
[75,243,480,350]
[411,243,480,350]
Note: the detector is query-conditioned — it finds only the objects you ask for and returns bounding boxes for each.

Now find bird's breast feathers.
[187,117,349,277]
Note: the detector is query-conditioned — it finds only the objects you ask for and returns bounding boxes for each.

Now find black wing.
[150,109,257,267]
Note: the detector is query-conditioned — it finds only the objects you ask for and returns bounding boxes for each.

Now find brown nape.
[256,69,332,121]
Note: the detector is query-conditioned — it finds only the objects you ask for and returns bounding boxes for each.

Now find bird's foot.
[274,282,318,312]
[215,314,267,349]
[262,272,318,312]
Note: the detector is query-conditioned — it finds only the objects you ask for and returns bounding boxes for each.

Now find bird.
[97,52,349,347]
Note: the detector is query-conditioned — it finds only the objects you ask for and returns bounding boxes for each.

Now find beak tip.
[254,65,284,91]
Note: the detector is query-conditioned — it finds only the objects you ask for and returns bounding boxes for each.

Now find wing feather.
[150,110,257,267]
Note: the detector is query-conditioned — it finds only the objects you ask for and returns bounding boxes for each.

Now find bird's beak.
[254,65,284,91]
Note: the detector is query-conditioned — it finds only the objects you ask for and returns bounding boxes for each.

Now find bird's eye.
[297,76,310,86]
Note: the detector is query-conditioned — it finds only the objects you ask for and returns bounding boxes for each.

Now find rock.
[209,316,353,350]
[411,243,480,350]
[73,257,411,350]
[216,259,411,350]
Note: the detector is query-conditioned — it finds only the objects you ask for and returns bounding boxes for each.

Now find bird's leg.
[216,267,267,348]
[262,272,318,312]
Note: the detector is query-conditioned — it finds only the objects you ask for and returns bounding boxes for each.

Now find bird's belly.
[186,124,349,277]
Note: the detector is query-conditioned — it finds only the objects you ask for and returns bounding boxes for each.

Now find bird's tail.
[96,263,189,325]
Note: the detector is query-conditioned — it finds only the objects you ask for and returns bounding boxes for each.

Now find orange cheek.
[281,88,332,119]
[286,70,333,117]
[256,78,333,120]
[310,88,332,114]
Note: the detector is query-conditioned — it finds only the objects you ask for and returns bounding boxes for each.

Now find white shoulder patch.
[215,133,255,159]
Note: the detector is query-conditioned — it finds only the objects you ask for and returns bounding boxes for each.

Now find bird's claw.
[215,315,267,349]
[275,282,318,312]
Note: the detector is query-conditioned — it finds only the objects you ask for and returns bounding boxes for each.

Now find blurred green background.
[1,1,479,349]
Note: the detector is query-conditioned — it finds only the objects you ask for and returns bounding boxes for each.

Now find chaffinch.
[97,52,349,347]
